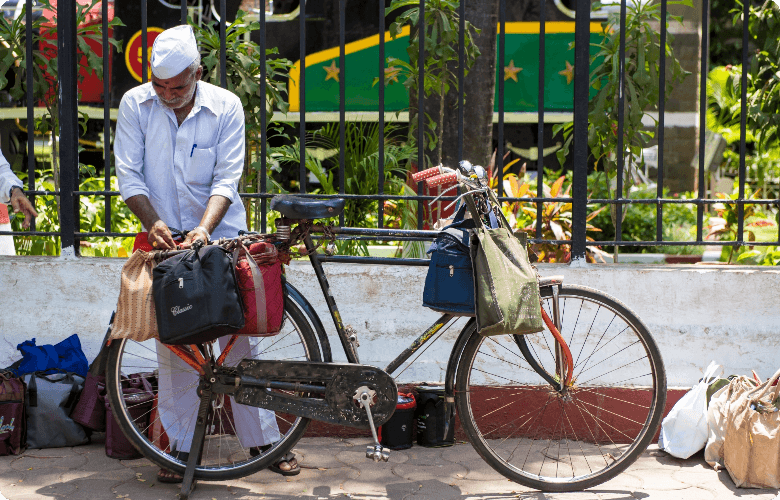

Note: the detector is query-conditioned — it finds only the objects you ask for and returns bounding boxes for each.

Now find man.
[115,25,299,482]
[0,155,38,255]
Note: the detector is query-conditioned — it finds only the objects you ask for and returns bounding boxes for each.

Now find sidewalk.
[1,436,778,500]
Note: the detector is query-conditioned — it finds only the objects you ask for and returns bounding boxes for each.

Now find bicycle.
[105,161,666,498]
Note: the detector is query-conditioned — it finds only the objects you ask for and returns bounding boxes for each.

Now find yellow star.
[504,60,522,82]
[323,60,340,82]
[384,66,400,84]
[559,60,574,85]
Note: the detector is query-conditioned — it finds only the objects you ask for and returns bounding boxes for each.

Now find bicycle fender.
[285,282,332,362]
[443,317,476,436]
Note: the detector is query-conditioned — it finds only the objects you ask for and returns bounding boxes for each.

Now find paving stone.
[391,462,469,484]
[594,470,645,491]
[642,486,717,500]
[620,465,689,491]
[1,439,776,500]
[9,451,87,471]
[403,478,463,500]
[342,466,418,495]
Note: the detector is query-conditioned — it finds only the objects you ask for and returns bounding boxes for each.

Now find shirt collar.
[139,81,215,116]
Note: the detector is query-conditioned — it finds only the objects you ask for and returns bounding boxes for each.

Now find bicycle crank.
[224,360,398,429]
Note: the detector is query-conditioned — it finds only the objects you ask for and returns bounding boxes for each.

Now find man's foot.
[250,445,301,476]
[157,468,183,484]
[156,451,189,484]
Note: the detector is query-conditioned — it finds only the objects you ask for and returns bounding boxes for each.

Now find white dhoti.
[155,336,280,454]
[0,221,15,255]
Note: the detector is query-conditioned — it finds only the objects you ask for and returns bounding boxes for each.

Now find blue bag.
[422,204,477,316]
[12,335,89,378]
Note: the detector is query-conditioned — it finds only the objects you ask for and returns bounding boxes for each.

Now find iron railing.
[0,0,777,261]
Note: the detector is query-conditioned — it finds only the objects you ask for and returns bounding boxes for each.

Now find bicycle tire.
[106,294,321,481]
[455,284,666,492]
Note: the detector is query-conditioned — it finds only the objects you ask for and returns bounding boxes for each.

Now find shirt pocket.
[186,146,217,185]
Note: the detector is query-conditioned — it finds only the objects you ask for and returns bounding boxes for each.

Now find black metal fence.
[1,0,776,262]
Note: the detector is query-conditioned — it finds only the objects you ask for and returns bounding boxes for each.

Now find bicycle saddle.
[270,195,345,220]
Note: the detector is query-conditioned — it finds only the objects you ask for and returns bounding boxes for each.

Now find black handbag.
[153,245,245,345]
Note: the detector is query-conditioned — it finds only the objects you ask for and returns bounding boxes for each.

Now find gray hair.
[187,56,201,78]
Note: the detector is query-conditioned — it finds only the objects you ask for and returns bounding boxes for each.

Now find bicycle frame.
[158,224,574,390]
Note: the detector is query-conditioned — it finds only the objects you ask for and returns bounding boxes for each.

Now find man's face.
[151,65,202,110]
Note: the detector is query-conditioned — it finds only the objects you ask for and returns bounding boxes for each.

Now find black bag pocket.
[422,229,475,316]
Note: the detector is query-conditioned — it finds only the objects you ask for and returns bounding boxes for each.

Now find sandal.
[157,468,183,484]
[249,445,301,476]
[156,451,189,484]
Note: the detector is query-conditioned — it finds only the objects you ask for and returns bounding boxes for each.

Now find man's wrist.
[194,225,210,241]
[9,186,22,198]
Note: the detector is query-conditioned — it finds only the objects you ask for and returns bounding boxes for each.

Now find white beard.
[159,81,197,110]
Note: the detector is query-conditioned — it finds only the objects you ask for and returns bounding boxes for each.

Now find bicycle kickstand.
[354,386,390,462]
[178,382,214,500]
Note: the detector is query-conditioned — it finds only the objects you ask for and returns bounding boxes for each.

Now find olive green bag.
[465,190,544,336]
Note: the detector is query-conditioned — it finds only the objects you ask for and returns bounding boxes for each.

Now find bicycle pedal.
[366,443,390,462]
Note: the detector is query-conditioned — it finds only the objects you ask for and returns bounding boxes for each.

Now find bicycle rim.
[106,296,320,481]
[456,285,666,492]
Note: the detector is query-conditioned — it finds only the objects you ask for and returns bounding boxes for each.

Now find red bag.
[105,374,154,459]
[0,371,26,456]
[233,241,284,336]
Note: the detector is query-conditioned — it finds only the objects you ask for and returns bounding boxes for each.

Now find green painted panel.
[299,31,604,113]
[494,33,603,112]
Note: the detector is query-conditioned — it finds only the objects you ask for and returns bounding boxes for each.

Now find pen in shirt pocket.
[190,144,197,157]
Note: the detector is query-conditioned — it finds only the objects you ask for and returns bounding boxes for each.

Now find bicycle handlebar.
[426,172,459,188]
[411,165,444,183]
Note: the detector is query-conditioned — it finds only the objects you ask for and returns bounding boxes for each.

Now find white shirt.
[115,81,247,239]
[0,152,23,205]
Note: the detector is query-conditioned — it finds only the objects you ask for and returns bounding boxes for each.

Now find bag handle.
[28,373,37,407]
[746,366,780,405]
[232,243,267,335]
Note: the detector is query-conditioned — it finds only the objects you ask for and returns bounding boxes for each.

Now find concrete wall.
[1,256,778,388]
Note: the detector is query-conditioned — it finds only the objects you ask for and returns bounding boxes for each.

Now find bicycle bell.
[473,165,486,180]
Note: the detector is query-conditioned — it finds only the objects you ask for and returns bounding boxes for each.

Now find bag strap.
[27,373,37,407]
[62,380,82,410]
[462,187,512,232]
[746,366,780,404]
[232,243,267,335]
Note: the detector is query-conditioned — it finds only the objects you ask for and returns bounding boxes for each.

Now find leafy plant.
[501,174,607,263]
[381,0,480,166]
[706,189,777,263]
[9,173,140,256]
[739,0,780,154]
[555,0,690,243]
[0,1,123,191]
[273,122,416,256]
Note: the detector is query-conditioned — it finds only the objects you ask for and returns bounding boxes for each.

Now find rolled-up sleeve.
[115,95,150,202]
[210,96,245,203]
[0,153,22,205]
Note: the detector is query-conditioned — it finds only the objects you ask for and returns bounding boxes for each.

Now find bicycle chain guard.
[231,360,398,429]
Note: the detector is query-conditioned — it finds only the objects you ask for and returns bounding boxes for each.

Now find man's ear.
[196,65,203,80]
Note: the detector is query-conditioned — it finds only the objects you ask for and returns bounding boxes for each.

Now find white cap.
[151,25,199,80]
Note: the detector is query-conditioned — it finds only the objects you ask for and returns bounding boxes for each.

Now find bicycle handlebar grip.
[426,172,458,187]
[411,166,443,183]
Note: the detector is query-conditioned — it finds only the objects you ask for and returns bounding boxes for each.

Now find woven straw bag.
[110,250,158,342]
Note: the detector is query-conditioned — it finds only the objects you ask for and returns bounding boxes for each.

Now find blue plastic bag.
[12,335,89,378]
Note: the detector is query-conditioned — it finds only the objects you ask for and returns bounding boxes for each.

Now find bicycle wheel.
[106,294,321,481]
[455,284,666,492]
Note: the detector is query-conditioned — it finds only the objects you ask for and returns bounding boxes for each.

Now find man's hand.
[180,226,209,249]
[10,187,38,229]
[148,219,177,249]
